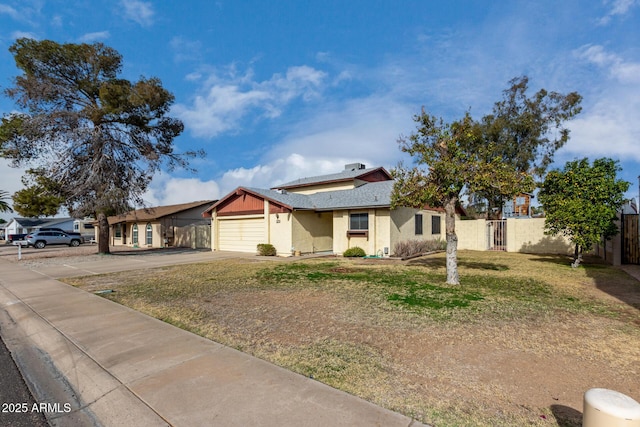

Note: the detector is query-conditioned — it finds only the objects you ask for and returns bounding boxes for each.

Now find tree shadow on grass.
[550,404,582,427]
[407,257,509,271]
[529,254,640,313]
[526,253,575,267]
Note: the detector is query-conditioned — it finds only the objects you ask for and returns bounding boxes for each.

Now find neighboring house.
[4,217,76,236]
[204,163,464,256]
[104,200,215,249]
[502,193,534,218]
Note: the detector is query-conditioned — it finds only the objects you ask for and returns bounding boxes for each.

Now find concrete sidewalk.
[0,256,425,426]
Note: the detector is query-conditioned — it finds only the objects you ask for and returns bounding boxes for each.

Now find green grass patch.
[387,283,484,310]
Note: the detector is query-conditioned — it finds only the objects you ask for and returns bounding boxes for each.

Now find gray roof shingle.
[273,166,381,189]
[246,181,393,211]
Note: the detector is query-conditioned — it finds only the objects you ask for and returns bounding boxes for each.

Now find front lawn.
[65,251,640,427]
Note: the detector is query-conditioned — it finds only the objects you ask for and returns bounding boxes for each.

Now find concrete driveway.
[0,246,424,426]
[0,244,278,278]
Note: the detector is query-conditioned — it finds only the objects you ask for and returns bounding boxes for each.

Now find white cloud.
[170,36,203,63]
[78,31,110,43]
[173,65,327,139]
[50,14,63,28]
[149,91,415,204]
[142,174,220,206]
[120,0,154,27]
[576,44,640,83]
[599,0,639,24]
[562,46,640,162]
[10,31,38,40]
[267,95,413,166]
[0,4,20,20]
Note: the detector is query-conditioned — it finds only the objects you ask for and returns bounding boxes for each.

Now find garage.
[218,217,265,252]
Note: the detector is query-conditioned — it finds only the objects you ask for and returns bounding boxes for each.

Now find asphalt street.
[0,333,48,427]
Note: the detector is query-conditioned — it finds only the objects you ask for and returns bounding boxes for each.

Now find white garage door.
[218,217,265,252]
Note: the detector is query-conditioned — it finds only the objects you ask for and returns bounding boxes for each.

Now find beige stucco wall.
[456,219,488,251]
[391,207,444,246]
[332,209,391,256]
[291,211,333,254]
[110,222,163,247]
[457,217,574,254]
[375,210,391,256]
[269,211,293,255]
[287,182,355,195]
[507,217,573,254]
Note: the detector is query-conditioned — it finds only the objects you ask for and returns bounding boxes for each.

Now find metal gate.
[487,220,507,251]
[622,214,640,264]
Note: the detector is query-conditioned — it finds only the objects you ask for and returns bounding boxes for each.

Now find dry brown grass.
[65,251,640,427]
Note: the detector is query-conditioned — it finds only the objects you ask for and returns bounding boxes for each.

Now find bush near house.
[393,239,446,258]
[257,243,277,256]
[343,246,366,257]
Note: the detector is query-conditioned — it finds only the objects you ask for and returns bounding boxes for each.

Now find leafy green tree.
[0,38,202,254]
[476,76,582,218]
[12,169,65,217]
[392,111,479,285]
[0,190,13,213]
[538,158,629,267]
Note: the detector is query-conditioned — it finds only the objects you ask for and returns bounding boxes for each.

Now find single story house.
[204,163,464,256]
[4,217,77,237]
[104,200,215,248]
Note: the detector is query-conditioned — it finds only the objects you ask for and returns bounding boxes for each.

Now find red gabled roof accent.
[202,187,293,218]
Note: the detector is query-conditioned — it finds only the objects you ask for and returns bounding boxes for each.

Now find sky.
[0,0,639,221]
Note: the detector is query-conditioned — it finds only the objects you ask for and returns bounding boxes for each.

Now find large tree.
[0,38,201,253]
[476,76,582,218]
[391,112,479,285]
[538,158,629,267]
[392,107,534,285]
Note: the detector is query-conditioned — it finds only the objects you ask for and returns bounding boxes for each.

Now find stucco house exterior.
[204,163,462,256]
[104,200,214,248]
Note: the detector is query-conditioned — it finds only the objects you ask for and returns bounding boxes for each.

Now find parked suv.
[26,231,82,249]
[38,227,83,239]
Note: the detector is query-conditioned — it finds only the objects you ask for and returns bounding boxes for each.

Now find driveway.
[0,245,266,279]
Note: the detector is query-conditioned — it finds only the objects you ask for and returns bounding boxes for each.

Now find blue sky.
[1,0,639,220]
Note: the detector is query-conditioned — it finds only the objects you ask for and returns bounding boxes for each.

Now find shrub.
[343,246,366,257]
[392,239,446,258]
[257,243,277,256]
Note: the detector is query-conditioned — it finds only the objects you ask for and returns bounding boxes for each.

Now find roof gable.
[272,166,392,190]
[109,200,215,225]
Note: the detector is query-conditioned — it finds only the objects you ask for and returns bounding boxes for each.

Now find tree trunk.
[486,197,503,220]
[571,244,582,268]
[444,197,460,285]
[97,212,110,255]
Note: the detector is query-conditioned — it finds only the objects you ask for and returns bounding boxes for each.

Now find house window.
[74,223,79,231]
[132,224,138,244]
[431,215,441,234]
[115,224,122,238]
[146,223,153,245]
[350,213,368,230]
[415,214,423,235]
